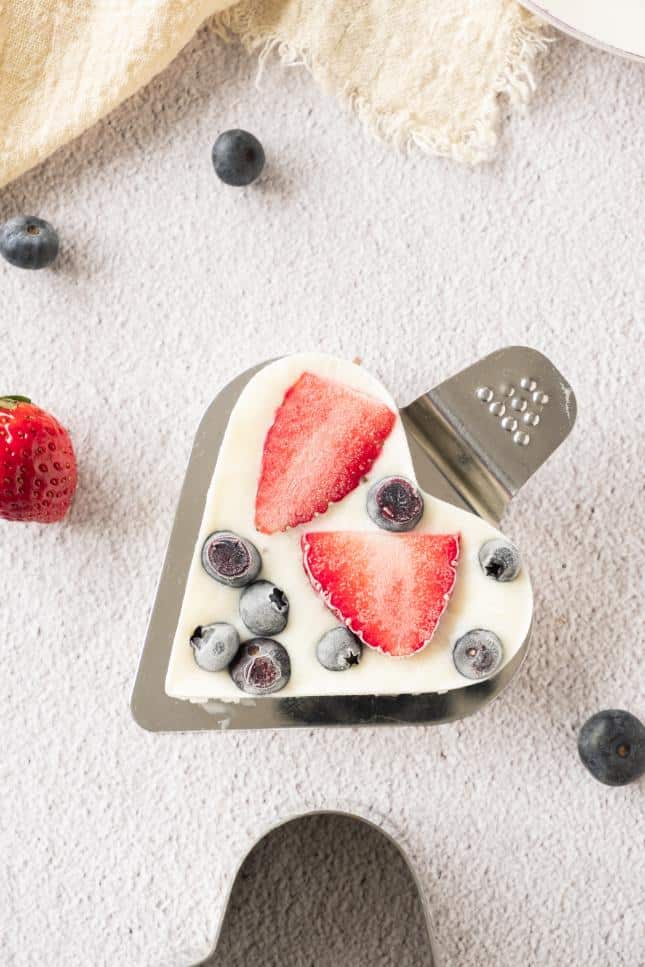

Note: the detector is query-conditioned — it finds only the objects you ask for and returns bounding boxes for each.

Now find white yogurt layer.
[165,354,533,702]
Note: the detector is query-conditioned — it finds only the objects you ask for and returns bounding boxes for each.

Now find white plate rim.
[520,0,645,63]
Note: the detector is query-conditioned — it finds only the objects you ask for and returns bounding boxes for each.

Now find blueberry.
[478,539,521,582]
[190,622,240,672]
[229,638,291,695]
[0,216,59,269]
[367,476,424,532]
[453,629,503,680]
[578,709,645,787]
[212,130,265,187]
[316,626,362,671]
[239,580,289,636]
[201,531,261,587]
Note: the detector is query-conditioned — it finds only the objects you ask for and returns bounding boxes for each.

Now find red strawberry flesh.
[255,372,396,534]
[302,531,460,657]
[0,397,77,524]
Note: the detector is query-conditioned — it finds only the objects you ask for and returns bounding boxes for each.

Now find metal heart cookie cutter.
[189,809,440,966]
[131,346,576,732]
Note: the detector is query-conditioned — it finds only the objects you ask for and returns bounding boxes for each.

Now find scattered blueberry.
[0,215,59,269]
[190,622,240,672]
[201,531,261,587]
[212,130,265,187]
[239,580,289,636]
[316,626,363,671]
[229,638,291,695]
[578,709,645,787]
[367,476,424,532]
[479,539,521,582]
[453,629,503,680]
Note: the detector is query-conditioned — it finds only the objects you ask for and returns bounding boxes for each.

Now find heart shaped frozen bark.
[165,354,533,702]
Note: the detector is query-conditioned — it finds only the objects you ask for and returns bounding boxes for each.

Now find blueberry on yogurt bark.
[453,629,503,680]
[367,476,424,532]
[239,580,289,636]
[229,639,291,695]
[201,531,261,587]
[316,627,362,671]
[190,622,240,672]
[478,539,521,582]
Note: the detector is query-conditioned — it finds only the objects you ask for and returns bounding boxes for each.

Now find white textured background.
[0,24,643,967]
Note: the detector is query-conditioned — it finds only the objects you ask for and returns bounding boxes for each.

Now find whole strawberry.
[0,396,77,523]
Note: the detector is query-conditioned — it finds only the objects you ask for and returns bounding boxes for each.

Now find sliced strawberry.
[302,531,460,657]
[255,372,396,534]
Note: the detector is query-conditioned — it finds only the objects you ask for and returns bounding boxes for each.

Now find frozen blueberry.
[367,476,424,532]
[201,531,261,587]
[578,709,645,787]
[212,130,265,186]
[239,580,289,636]
[0,216,59,269]
[190,622,240,672]
[453,629,503,680]
[229,638,291,695]
[316,626,362,671]
[478,539,521,582]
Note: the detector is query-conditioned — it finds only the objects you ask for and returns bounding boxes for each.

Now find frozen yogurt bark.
[165,354,533,702]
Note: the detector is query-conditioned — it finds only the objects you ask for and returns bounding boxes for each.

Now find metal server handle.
[402,346,577,523]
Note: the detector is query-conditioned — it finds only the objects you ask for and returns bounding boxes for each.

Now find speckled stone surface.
[0,26,643,967]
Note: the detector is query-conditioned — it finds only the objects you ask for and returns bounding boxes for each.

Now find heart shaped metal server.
[132,347,576,731]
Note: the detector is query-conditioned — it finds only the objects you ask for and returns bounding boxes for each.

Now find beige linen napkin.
[0,1,547,188]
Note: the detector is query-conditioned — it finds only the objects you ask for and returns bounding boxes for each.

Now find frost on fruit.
[255,372,396,534]
[302,531,459,657]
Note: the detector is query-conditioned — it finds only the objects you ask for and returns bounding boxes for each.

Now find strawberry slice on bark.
[302,531,460,657]
[255,372,396,534]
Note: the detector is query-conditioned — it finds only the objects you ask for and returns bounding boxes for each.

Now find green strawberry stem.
[0,395,31,410]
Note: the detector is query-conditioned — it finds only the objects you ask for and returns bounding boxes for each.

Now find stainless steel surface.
[131,347,576,733]
[402,346,576,522]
